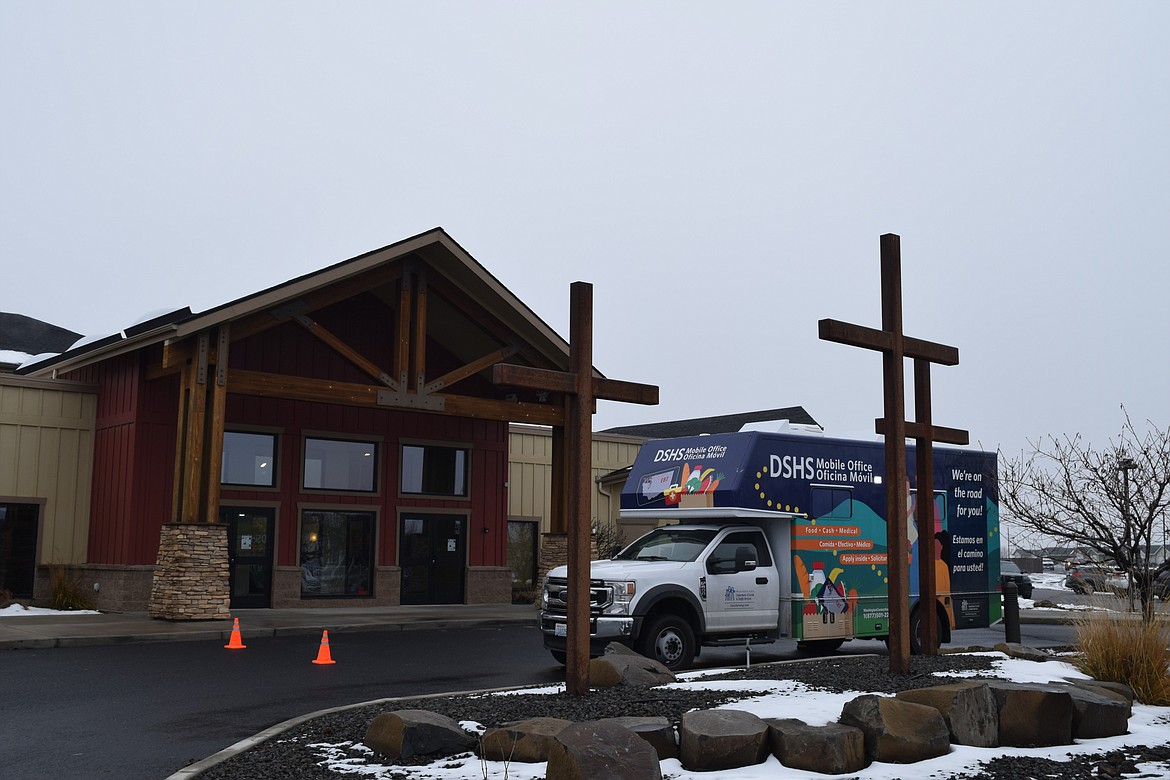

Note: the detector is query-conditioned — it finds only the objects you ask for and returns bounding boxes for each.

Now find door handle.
[756,577,768,585]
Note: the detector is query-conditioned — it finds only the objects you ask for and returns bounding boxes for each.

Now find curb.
[163,684,534,779]
[0,615,536,651]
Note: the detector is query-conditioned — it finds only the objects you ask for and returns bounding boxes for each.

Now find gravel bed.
[196,651,1169,780]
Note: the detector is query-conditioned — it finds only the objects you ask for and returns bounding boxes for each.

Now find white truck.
[538,430,1000,670]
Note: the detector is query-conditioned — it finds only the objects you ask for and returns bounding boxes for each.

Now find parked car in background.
[1000,560,1034,599]
[1064,565,1127,595]
[1154,568,1170,600]
[1042,557,1055,571]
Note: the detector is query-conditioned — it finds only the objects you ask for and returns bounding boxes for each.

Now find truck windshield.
[614,528,717,563]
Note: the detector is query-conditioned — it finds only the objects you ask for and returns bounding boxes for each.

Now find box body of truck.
[538,430,1000,669]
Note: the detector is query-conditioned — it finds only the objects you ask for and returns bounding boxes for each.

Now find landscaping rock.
[1062,678,1135,716]
[589,653,674,688]
[994,642,1049,662]
[604,641,641,657]
[596,716,677,760]
[895,682,999,747]
[1057,685,1131,739]
[479,717,572,763]
[679,709,769,771]
[984,682,1074,747]
[765,717,866,774]
[547,720,662,780]
[364,709,475,760]
[839,694,951,763]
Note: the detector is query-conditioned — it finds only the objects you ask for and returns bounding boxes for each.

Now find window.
[811,486,852,519]
[222,432,277,487]
[0,503,39,598]
[706,531,772,575]
[507,520,539,596]
[401,444,468,496]
[303,438,377,492]
[300,510,375,597]
[613,527,717,563]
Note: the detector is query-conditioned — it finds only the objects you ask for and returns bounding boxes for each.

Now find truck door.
[703,530,780,633]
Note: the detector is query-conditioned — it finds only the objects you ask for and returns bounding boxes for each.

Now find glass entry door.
[400,514,465,604]
[221,507,275,609]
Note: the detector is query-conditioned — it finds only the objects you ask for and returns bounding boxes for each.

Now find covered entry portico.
[21,229,613,617]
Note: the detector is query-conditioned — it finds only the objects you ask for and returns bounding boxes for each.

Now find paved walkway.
[0,603,539,650]
[0,599,1078,651]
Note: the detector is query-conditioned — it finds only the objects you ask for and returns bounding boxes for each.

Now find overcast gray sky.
[3,3,1167,466]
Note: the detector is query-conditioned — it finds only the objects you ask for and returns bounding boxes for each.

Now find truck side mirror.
[735,546,757,572]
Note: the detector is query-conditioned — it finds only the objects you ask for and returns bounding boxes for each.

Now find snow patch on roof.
[67,332,121,351]
[0,349,35,366]
[738,419,825,435]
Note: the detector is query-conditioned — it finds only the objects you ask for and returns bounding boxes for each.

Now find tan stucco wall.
[0,375,96,564]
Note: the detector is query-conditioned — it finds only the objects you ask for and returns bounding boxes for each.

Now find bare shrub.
[1072,608,1170,705]
[48,563,96,611]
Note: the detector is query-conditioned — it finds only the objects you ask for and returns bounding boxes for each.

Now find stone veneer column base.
[538,532,600,588]
[148,523,230,620]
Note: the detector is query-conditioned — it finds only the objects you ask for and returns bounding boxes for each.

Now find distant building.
[0,312,81,371]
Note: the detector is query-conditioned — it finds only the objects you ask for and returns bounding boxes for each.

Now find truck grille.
[544,577,612,615]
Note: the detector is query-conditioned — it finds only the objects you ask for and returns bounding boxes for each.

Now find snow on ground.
[0,604,100,616]
[304,654,1170,780]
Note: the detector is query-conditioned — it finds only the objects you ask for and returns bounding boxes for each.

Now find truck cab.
[539,522,789,670]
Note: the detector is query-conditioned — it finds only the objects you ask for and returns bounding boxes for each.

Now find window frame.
[399,441,471,499]
[298,507,377,599]
[301,435,380,495]
[221,429,280,489]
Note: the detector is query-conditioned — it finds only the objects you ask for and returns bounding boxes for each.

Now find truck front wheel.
[638,614,696,671]
[549,650,567,666]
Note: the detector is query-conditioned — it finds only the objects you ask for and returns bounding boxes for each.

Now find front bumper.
[538,612,644,655]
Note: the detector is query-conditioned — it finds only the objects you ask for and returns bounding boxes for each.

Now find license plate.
[553,622,567,637]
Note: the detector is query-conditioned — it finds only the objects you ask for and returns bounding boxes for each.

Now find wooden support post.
[914,359,938,655]
[566,283,594,698]
[494,282,658,696]
[819,233,968,675]
[202,325,230,524]
[879,236,911,675]
[171,326,233,525]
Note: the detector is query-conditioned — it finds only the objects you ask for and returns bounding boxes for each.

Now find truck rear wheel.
[908,607,947,655]
[638,614,695,671]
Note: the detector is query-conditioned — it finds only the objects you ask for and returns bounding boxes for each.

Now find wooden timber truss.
[156,260,572,525]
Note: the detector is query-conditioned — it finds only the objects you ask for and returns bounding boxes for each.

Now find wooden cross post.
[819,234,967,674]
[494,281,658,695]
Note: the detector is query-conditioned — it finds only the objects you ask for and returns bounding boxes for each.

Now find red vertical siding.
[71,302,514,585]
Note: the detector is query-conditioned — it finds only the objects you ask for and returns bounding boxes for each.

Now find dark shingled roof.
[600,406,818,439]
[0,312,82,356]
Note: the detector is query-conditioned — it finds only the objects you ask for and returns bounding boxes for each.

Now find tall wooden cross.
[494,281,659,695]
[818,234,968,674]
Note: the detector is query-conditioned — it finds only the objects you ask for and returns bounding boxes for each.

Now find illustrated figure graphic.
[820,567,848,623]
[808,561,827,620]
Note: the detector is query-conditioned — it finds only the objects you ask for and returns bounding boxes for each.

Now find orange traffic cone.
[312,630,336,665]
[224,617,246,650]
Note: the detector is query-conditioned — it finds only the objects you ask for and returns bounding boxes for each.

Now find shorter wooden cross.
[819,234,967,673]
[494,281,658,695]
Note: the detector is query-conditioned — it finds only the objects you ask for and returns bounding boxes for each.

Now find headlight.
[603,581,636,615]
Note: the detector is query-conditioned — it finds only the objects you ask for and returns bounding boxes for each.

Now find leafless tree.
[1000,410,1170,618]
